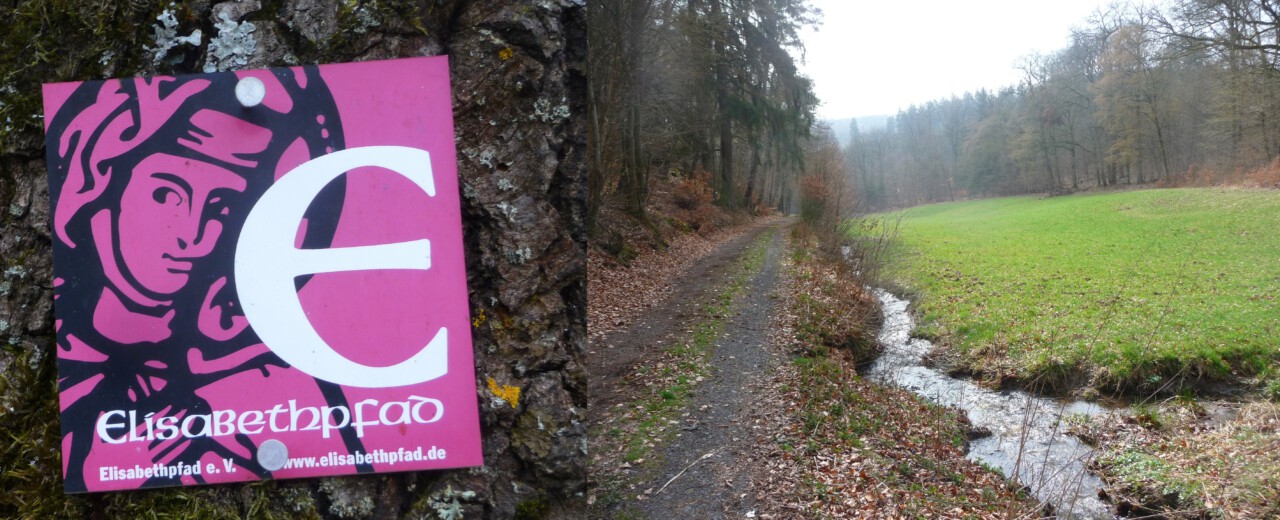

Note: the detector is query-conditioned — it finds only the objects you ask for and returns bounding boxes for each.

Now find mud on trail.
[588,217,793,518]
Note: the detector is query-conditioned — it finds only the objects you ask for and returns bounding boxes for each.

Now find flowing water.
[868,290,1117,519]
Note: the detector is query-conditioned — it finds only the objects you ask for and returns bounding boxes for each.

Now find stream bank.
[869,290,1118,519]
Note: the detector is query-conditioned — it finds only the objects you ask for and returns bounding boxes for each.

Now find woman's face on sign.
[116,152,246,296]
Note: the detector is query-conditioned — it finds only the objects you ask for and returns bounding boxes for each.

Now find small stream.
[868,290,1118,519]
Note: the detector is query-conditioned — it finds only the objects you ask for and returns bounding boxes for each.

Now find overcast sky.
[799,0,1130,120]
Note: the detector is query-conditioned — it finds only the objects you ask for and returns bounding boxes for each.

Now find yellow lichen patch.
[487,377,520,408]
[472,309,487,328]
[498,47,514,61]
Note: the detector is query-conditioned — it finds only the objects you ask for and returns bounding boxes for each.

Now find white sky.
[799,0,1129,120]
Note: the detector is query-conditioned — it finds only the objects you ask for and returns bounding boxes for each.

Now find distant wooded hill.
[844,2,1280,211]
[826,115,891,146]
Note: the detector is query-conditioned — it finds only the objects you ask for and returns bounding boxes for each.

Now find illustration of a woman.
[46,67,370,492]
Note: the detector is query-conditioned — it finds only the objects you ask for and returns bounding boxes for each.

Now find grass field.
[872,188,1280,393]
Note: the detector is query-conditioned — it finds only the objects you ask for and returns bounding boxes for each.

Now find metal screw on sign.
[236,76,266,108]
[257,439,288,472]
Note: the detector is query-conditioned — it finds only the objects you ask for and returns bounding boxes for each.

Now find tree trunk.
[744,142,760,209]
[1149,100,1171,181]
[1040,126,1059,189]
[710,0,736,208]
[0,1,586,518]
[624,103,648,218]
[588,75,606,232]
[719,116,735,205]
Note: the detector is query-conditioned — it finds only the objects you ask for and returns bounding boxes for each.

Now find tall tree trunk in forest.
[1265,110,1274,161]
[719,114,736,205]
[710,0,736,208]
[611,99,645,217]
[588,80,605,231]
[1153,109,1171,180]
[620,103,648,218]
[1041,127,1059,189]
[1145,89,1170,181]
[590,0,652,222]
[1065,144,1077,189]
[744,139,760,208]
[703,132,716,174]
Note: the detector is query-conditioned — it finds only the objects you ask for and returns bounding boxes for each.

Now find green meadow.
[873,188,1280,393]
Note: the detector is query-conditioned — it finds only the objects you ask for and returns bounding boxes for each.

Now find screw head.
[235,76,266,108]
[257,438,288,471]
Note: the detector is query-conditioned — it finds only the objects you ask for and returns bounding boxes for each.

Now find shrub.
[799,175,832,229]
[1245,157,1280,188]
[672,175,714,210]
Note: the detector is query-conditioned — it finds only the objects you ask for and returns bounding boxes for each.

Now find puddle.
[868,290,1117,519]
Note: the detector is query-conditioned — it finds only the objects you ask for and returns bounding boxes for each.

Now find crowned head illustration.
[45,67,364,492]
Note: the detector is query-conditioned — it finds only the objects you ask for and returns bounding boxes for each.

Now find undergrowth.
[1075,399,1280,519]
[776,230,1042,518]
[788,226,882,364]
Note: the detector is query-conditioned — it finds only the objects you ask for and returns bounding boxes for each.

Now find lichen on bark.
[0,1,586,518]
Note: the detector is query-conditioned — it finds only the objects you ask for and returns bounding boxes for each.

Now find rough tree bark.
[0,1,585,518]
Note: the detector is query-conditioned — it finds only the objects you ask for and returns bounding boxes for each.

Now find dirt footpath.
[589,217,792,518]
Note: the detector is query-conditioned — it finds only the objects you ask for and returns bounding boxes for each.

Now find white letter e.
[235,146,447,388]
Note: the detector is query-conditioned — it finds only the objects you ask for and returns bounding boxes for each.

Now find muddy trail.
[589,218,791,518]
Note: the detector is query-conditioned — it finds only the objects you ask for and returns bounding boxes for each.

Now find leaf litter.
[590,221,1056,518]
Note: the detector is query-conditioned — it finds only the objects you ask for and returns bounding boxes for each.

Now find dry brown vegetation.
[746,231,1045,519]
[1156,157,1280,190]
[588,172,759,343]
[592,173,746,258]
[1073,399,1280,518]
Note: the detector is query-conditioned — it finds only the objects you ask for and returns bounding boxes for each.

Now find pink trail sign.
[41,56,482,493]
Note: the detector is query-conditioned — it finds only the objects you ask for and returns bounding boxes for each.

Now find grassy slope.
[880,188,1280,392]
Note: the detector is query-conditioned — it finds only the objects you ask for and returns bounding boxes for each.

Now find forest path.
[589,217,793,518]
